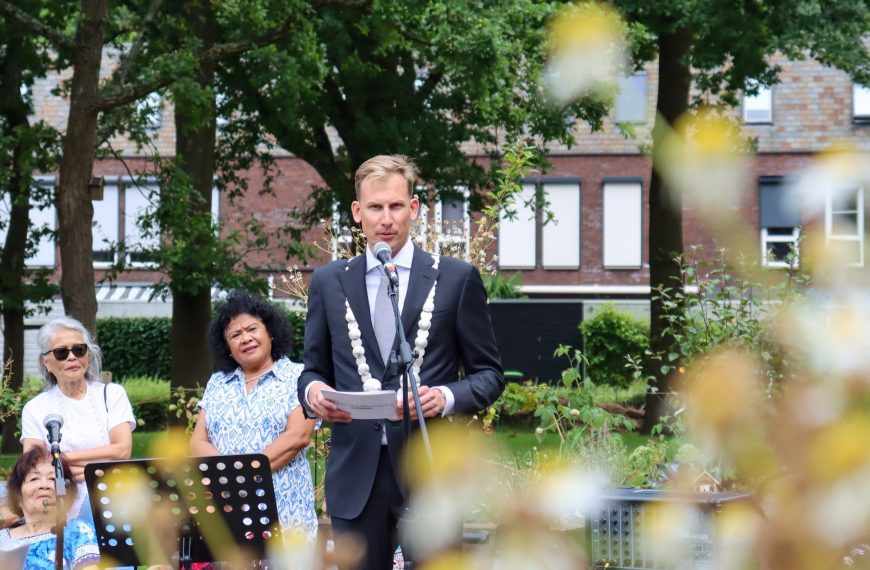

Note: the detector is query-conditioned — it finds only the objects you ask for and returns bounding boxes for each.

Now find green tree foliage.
[218,0,610,231]
[581,303,649,389]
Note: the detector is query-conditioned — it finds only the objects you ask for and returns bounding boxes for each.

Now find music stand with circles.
[84,453,282,569]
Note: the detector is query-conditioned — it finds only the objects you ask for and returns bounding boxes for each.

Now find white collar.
[365,239,414,273]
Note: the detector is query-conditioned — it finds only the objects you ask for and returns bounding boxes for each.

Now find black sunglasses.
[42,344,89,360]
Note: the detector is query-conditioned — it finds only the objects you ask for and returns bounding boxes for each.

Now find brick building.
[4,54,870,374]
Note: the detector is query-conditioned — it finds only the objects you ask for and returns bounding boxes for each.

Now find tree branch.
[111,0,165,88]
[92,18,295,112]
[0,1,76,52]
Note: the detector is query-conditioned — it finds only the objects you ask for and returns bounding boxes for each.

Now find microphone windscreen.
[43,413,64,428]
[373,241,392,258]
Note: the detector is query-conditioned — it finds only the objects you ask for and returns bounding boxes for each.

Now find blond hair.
[354,154,419,199]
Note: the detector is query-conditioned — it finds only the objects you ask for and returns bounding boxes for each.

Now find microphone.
[373,242,400,287]
[43,414,63,456]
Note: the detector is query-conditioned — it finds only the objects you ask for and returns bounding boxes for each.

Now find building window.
[123,180,159,266]
[498,184,537,269]
[743,81,773,123]
[614,72,647,123]
[92,182,119,266]
[541,183,580,269]
[331,201,354,260]
[854,83,870,124]
[0,177,56,267]
[136,92,163,130]
[825,187,864,266]
[497,180,581,270]
[759,177,800,267]
[602,180,642,269]
[435,188,470,256]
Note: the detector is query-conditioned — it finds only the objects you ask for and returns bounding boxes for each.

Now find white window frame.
[211,185,221,227]
[614,71,648,124]
[136,92,163,130]
[743,81,773,123]
[497,184,537,269]
[825,186,864,267]
[435,187,470,256]
[541,183,580,269]
[761,227,800,268]
[414,202,429,250]
[0,176,56,267]
[853,83,870,122]
[122,178,160,267]
[331,201,354,261]
[92,180,119,267]
[27,176,57,267]
[602,181,643,269]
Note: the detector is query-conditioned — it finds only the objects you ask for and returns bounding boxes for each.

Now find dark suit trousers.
[331,446,405,570]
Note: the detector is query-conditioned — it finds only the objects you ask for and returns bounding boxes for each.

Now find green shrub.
[483,272,525,299]
[98,318,172,379]
[581,304,649,388]
[119,376,170,431]
[280,307,306,363]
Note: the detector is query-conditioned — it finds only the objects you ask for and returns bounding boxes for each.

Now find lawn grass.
[2,426,663,476]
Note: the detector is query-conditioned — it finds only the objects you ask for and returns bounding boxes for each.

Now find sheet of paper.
[321,390,398,420]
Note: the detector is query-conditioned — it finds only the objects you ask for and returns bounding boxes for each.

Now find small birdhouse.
[692,471,720,493]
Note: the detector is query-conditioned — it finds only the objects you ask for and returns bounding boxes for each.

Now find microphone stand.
[387,277,434,469]
[48,442,67,570]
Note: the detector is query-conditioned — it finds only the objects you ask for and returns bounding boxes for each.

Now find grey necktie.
[373,268,396,367]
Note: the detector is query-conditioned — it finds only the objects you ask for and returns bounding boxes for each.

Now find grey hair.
[36,317,103,387]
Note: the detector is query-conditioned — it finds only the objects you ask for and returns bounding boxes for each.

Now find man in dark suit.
[298,154,504,570]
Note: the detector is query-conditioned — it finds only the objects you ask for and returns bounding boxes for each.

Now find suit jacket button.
[374,422,382,431]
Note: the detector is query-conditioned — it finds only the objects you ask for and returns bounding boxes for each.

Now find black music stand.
[84,454,282,569]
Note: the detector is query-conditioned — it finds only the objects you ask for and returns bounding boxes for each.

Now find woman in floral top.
[190,291,318,542]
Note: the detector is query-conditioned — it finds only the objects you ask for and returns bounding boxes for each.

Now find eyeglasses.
[42,344,89,360]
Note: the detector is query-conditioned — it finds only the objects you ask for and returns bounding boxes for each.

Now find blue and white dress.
[0,518,100,569]
[198,356,318,542]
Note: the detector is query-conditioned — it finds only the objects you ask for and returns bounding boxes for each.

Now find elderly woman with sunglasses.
[20,316,136,521]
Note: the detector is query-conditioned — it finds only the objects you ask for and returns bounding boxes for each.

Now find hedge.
[97,317,172,380]
[119,377,170,431]
[97,305,306,381]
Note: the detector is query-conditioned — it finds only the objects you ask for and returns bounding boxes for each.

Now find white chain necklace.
[344,254,440,395]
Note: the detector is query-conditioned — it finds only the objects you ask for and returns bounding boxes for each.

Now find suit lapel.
[338,256,382,368]
[402,248,438,338]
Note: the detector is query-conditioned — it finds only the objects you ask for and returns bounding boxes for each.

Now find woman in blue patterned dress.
[0,447,100,569]
[190,291,318,542]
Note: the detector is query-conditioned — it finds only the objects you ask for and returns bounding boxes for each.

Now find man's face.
[352,172,419,255]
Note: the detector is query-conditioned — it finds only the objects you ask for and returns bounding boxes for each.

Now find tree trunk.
[641,27,694,433]
[56,0,107,334]
[0,12,35,453]
[169,0,217,414]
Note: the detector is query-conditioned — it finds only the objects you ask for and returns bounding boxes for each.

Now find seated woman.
[190,291,318,542]
[0,447,100,569]
[20,316,136,522]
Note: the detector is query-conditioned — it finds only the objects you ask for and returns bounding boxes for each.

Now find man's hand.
[396,385,445,420]
[309,383,353,423]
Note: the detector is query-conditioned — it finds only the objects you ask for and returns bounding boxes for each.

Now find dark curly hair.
[6,446,77,516]
[208,291,294,372]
